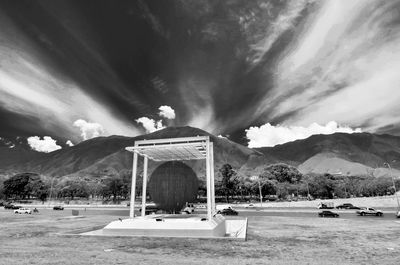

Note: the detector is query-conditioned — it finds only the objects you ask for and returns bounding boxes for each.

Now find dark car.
[4,204,21,210]
[139,205,161,215]
[318,210,339,218]
[4,204,14,209]
[336,203,360,209]
[217,208,238,216]
[53,206,64,210]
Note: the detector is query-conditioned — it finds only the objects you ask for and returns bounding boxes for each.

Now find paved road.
[4,206,399,221]
[237,209,398,221]
[28,208,400,221]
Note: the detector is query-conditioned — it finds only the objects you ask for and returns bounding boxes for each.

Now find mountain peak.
[138,126,212,140]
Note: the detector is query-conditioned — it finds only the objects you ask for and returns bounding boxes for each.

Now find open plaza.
[1,205,400,265]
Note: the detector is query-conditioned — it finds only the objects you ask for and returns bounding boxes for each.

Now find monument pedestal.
[82,214,248,239]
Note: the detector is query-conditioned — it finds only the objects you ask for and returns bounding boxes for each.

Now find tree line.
[0,172,133,203]
[216,163,400,202]
[1,163,399,203]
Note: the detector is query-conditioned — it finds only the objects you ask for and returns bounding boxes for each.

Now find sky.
[0,0,400,152]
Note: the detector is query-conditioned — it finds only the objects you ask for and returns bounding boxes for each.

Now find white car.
[14,208,32,214]
[216,205,234,211]
[245,203,256,208]
[182,203,195,214]
[356,207,383,216]
[195,204,206,209]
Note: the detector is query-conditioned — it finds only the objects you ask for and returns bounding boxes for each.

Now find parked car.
[356,207,383,216]
[5,204,21,210]
[195,204,206,209]
[264,195,278,201]
[217,208,238,216]
[336,203,360,209]
[317,202,334,209]
[216,205,234,211]
[4,204,14,209]
[53,206,64,210]
[396,210,400,218]
[14,208,32,214]
[318,210,339,218]
[139,205,160,215]
[182,203,195,214]
[245,203,256,208]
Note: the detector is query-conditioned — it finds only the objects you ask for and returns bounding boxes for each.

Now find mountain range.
[1,126,400,181]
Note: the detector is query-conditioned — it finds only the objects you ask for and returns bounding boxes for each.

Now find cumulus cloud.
[158,105,176,119]
[136,105,176,133]
[27,136,62,153]
[246,121,361,148]
[136,117,165,133]
[73,119,104,140]
[66,140,74,147]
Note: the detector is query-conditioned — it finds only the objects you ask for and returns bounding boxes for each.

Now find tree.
[307,173,336,199]
[261,163,302,184]
[0,180,4,200]
[58,180,89,200]
[3,173,48,200]
[102,177,124,202]
[218,164,239,203]
[26,177,49,203]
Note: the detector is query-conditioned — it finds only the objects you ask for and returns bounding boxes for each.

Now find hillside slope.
[256,133,400,170]
[2,129,400,179]
[1,126,263,179]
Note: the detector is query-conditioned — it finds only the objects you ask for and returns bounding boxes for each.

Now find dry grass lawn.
[1,209,400,264]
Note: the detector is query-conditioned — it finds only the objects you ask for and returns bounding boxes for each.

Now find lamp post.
[384,162,400,210]
[251,176,263,207]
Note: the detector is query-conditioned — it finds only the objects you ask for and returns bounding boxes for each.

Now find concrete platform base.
[81,214,247,240]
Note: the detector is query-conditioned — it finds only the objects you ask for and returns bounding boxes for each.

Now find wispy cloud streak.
[0,13,140,141]
[255,0,400,132]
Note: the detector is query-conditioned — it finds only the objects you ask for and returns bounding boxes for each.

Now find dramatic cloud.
[0,12,140,141]
[249,0,311,65]
[255,0,400,134]
[158,105,176,119]
[66,140,74,147]
[136,117,164,133]
[1,1,400,142]
[27,136,62,153]
[246,121,361,148]
[73,119,104,140]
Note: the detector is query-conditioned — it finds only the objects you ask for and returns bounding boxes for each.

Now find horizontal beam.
[151,157,206,162]
[126,142,207,152]
[134,136,209,145]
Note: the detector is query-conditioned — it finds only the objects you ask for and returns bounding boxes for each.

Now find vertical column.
[129,152,138,218]
[206,138,212,220]
[141,156,148,217]
[210,142,215,216]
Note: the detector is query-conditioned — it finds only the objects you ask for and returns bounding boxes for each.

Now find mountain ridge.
[1,127,400,179]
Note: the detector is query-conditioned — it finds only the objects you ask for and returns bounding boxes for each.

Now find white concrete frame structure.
[125,136,216,220]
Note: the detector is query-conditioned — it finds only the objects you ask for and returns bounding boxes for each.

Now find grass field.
[1,208,400,265]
